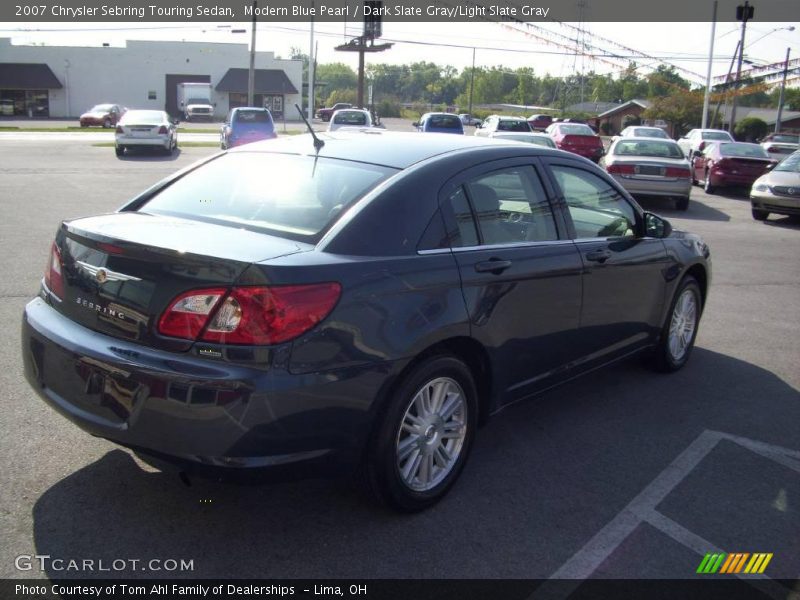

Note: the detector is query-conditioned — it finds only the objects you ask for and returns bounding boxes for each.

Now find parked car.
[327,108,373,132]
[527,114,554,131]
[22,132,710,511]
[458,113,482,127]
[677,128,734,159]
[546,122,605,162]
[601,137,692,210]
[484,131,556,148]
[617,126,670,140]
[0,99,15,116]
[690,141,777,194]
[759,132,799,157]
[414,112,464,134]
[474,115,532,137]
[80,103,124,128]
[220,107,276,149]
[316,102,353,122]
[114,109,177,157]
[750,150,800,221]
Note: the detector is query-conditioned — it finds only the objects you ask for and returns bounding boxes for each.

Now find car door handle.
[475,259,512,274]
[585,249,612,263]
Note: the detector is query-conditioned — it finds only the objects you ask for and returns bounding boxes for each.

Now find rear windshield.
[614,140,683,158]
[121,111,164,124]
[140,153,397,241]
[428,114,461,129]
[632,128,668,138]
[334,111,368,125]
[702,131,732,141]
[774,152,800,172]
[719,143,768,158]
[559,124,594,136]
[497,120,532,132]
[234,110,272,123]
[771,134,799,144]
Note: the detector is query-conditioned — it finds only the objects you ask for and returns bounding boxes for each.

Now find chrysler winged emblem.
[76,261,141,283]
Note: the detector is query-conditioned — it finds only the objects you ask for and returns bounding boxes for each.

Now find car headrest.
[469,183,500,214]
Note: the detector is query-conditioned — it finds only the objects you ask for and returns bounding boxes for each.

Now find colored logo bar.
[697,553,773,574]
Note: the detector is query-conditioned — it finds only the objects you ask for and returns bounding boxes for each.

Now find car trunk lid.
[50,212,308,350]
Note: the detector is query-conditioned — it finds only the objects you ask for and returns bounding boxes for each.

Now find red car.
[79,104,125,128]
[527,114,553,131]
[546,122,605,162]
[691,141,777,194]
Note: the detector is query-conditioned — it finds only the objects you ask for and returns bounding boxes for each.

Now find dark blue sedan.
[22,132,710,511]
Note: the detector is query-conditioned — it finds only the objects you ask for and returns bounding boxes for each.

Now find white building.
[0,38,302,120]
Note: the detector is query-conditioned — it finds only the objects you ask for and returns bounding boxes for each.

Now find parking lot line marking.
[536,430,800,600]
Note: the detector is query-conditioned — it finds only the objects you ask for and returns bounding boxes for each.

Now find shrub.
[734,117,768,142]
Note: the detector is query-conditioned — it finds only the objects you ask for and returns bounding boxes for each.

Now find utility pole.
[775,47,791,133]
[247,0,257,106]
[729,0,753,135]
[308,5,315,120]
[468,47,476,116]
[701,1,718,129]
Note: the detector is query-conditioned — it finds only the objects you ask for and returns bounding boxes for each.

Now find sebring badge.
[76,261,141,283]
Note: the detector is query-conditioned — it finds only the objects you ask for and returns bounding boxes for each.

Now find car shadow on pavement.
[116,148,182,162]
[636,197,730,222]
[762,216,800,230]
[30,348,800,579]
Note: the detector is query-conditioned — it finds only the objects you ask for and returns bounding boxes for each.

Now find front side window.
[445,167,558,247]
[551,166,637,239]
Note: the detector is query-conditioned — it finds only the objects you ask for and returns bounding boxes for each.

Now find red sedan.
[79,104,124,128]
[691,142,777,194]
[546,122,605,162]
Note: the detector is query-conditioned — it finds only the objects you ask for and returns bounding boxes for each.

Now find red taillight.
[665,167,691,179]
[158,284,341,346]
[158,126,168,134]
[43,242,64,300]
[115,126,123,134]
[607,164,635,175]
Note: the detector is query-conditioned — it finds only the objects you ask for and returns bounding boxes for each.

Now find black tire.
[114,145,124,157]
[676,196,690,211]
[703,173,715,194]
[103,118,112,128]
[651,276,702,373]
[322,115,330,122]
[751,208,769,221]
[365,355,478,512]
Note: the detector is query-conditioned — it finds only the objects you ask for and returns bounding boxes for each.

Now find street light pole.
[701,1,717,129]
[729,0,752,135]
[775,47,791,134]
[308,5,315,120]
[248,0,257,106]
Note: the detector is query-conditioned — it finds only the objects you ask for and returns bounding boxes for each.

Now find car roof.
[231,130,558,169]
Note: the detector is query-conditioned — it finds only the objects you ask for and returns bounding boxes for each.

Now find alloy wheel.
[668,288,698,362]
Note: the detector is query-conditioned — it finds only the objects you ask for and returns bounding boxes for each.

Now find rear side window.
[445,167,558,247]
[141,153,397,241]
[551,165,636,239]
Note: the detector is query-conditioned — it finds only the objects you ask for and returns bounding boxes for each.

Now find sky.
[2,20,798,85]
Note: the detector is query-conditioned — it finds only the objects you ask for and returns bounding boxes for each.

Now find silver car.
[115,110,177,157]
[601,137,693,210]
[487,131,556,148]
[750,150,800,221]
[677,128,733,159]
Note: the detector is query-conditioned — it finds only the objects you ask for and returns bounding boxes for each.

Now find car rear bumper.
[115,135,171,148]
[611,176,692,197]
[561,146,604,162]
[21,297,392,480]
[709,171,761,187]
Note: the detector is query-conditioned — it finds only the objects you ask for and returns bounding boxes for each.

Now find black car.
[22,132,711,511]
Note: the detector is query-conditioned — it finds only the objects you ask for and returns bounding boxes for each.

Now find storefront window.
[0,89,49,117]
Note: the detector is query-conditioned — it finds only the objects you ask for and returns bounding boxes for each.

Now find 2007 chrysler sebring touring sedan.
[22,132,711,511]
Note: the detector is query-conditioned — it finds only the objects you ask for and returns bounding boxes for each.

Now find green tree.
[315,63,357,103]
[734,117,768,142]
[644,88,704,137]
[646,65,691,97]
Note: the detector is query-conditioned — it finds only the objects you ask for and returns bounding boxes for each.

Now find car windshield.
[187,97,208,104]
[702,131,732,141]
[774,152,800,173]
[632,128,668,138]
[719,143,769,158]
[560,124,594,136]
[428,114,461,128]
[497,120,531,132]
[771,134,799,144]
[614,140,683,158]
[120,111,164,125]
[90,104,114,112]
[141,153,397,241]
[234,110,272,124]
[334,111,368,125]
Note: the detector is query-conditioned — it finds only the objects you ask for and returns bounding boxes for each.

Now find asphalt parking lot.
[0,136,798,589]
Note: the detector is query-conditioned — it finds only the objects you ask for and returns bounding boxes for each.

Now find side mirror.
[644,212,672,239]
